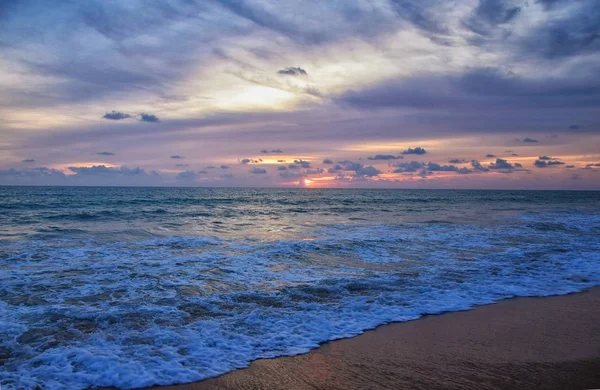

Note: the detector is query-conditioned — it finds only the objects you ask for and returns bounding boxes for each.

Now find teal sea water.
[1,187,599,388]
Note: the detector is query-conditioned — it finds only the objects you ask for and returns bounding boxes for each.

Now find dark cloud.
[569,124,581,129]
[391,161,425,173]
[585,163,600,168]
[337,67,600,112]
[537,155,554,160]
[356,165,381,177]
[287,163,299,170]
[140,113,159,122]
[322,159,334,164]
[0,167,66,181]
[514,137,539,143]
[426,162,461,172]
[464,0,521,36]
[337,161,381,177]
[68,165,147,176]
[170,155,184,159]
[367,154,403,160]
[488,158,523,171]
[280,171,303,179]
[293,159,311,168]
[103,110,132,120]
[449,158,468,164]
[277,165,287,171]
[260,149,283,154]
[402,147,427,155]
[96,151,115,156]
[485,154,496,158]
[176,163,189,167]
[220,165,229,169]
[241,158,262,164]
[250,167,267,174]
[521,1,600,59]
[277,67,307,76]
[534,159,565,167]
[471,160,490,172]
[565,165,575,168]
[21,159,35,163]
[327,164,343,173]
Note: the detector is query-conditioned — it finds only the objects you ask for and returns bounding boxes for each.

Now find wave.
[1,213,599,389]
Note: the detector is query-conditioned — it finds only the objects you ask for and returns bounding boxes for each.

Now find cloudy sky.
[1,0,599,189]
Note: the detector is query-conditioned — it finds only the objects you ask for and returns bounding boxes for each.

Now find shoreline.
[153,288,600,389]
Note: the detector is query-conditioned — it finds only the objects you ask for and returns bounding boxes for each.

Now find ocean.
[1,187,599,389]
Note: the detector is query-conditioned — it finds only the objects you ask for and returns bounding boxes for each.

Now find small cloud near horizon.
[402,147,427,155]
[277,67,307,76]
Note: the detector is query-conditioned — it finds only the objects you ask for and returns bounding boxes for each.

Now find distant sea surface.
[1,187,599,389]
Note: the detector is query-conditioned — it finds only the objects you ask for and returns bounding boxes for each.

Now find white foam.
[1,212,599,389]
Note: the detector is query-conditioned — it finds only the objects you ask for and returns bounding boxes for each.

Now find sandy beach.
[156,288,600,390]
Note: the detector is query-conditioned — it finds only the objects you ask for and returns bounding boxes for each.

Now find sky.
[0,0,599,189]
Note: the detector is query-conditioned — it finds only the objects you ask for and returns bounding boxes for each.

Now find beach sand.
[156,288,600,390]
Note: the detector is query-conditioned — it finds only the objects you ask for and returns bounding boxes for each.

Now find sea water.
[1,187,599,388]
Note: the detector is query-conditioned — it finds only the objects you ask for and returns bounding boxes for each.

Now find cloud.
[401,147,427,155]
[293,159,311,168]
[170,155,184,159]
[391,161,425,173]
[176,171,198,181]
[220,165,229,169]
[569,124,581,129]
[471,160,490,172]
[21,159,35,163]
[367,154,403,160]
[287,163,299,169]
[304,168,325,175]
[485,154,496,158]
[322,159,334,164]
[250,167,267,174]
[337,65,600,115]
[537,155,554,160]
[260,149,284,154]
[68,165,147,176]
[96,151,115,156]
[355,165,381,177]
[277,165,287,171]
[565,165,575,168]
[103,111,132,120]
[176,164,189,167]
[426,162,461,172]
[464,0,521,36]
[280,171,303,179]
[515,137,539,143]
[534,159,565,167]
[488,158,523,171]
[241,158,262,164]
[0,167,66,183]
[140,113,159,122]
[277,67,307,76]
[327,164,343,173]
[449,159,468,164]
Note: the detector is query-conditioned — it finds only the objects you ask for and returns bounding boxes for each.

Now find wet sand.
[156,288,600,390]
